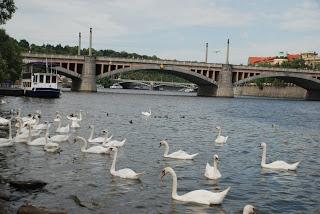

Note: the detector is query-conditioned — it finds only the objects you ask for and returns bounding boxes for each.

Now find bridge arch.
[234,73,320,100]
[52,66,81,80]
[98,64,217,87]
[234,73,320,90]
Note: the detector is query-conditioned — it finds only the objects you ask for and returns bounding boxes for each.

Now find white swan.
[0,117,9,125]
[25,123,50,146]
[74,136,111,154]
[51,134,70,143]
[243,205,256,214]
[16,118,41,137]
[103,138,126,148]
[55,118,70,134]
[67,112,82,128]
[205,154,222,180]
[44,134,61,153]
[215,126,228,144]
[161,167,230,205]
[0,119,13,147]
[159,140,198,160]
[54,111,62,123]
[141,108,151,117]
[33,118,50,130]
[110,147,144,179]
[260,142,300,171]
[88,125,108,143]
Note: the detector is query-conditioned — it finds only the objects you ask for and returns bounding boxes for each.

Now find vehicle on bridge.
[21,62,61,98]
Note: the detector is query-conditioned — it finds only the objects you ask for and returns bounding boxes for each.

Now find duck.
[215,126,228,144]
[110,147,144,179]
[44,134,61,153]
[55,117,70,134]
[103,137,126,148]
[88,125,108,143]
[260,143,300,170]
[243,205,256,214]
[159,140,198,160]
[141,108,151,117]
[205,154,222,180]
[0,119,13,147]
[74,136,111,154]
[160,167,230,205]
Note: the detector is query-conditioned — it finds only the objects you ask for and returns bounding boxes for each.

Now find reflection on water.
[0,89,319,213]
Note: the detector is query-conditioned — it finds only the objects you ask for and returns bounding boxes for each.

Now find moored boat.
[21,62,61,98]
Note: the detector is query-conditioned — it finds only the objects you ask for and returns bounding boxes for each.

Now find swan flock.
[0,107,302,212]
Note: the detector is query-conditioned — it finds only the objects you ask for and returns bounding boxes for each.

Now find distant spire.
[226,39,230,65]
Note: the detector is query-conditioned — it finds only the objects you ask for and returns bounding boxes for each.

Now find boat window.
[46,75,50,83]
[52,76,56,83]
[39,75,44,83]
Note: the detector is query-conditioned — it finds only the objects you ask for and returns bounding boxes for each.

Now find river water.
[0,89,319,213]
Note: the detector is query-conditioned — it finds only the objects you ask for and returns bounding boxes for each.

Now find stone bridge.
[22,53,320,100]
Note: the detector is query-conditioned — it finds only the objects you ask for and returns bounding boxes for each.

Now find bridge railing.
[22,53,223,68]
[233,64,319,73]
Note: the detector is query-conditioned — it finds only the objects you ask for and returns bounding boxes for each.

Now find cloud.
[273,0,320,31]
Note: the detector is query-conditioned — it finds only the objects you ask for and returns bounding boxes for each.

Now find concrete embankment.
[234,86,306,99]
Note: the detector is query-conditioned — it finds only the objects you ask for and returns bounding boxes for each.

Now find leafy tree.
[0,29,22,82]
[19,39,29,51]
[0,0,16,25]
[97,76,113,88]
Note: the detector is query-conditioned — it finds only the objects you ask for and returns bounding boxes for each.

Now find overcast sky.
[3,0,320,64]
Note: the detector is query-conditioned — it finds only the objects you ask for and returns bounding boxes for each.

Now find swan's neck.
[89,126,94,140]
[163,142,169,156]
[45,124,49,135]
[17,119,23,133]
[78,112,82,121]
[78,137,87,151]
[45,135,48,145]
[167,168,178,198]
[27,126,32,143]
[218,129,221,137]
[57,119,62,128]
[111,149,117,173]
[213,159,218,169]
[35,116,39,125]
[261,146,266,165]
[8,121,12,140]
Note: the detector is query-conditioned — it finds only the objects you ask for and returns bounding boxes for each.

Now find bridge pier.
[216,65,234,97]
[71,56,97,92]
[305,90,320,101]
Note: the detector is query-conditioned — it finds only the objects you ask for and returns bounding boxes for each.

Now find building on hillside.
[248,53,301,66]
[301,52,320,67]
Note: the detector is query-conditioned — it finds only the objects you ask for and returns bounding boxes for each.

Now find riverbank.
[234,85,306,99]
